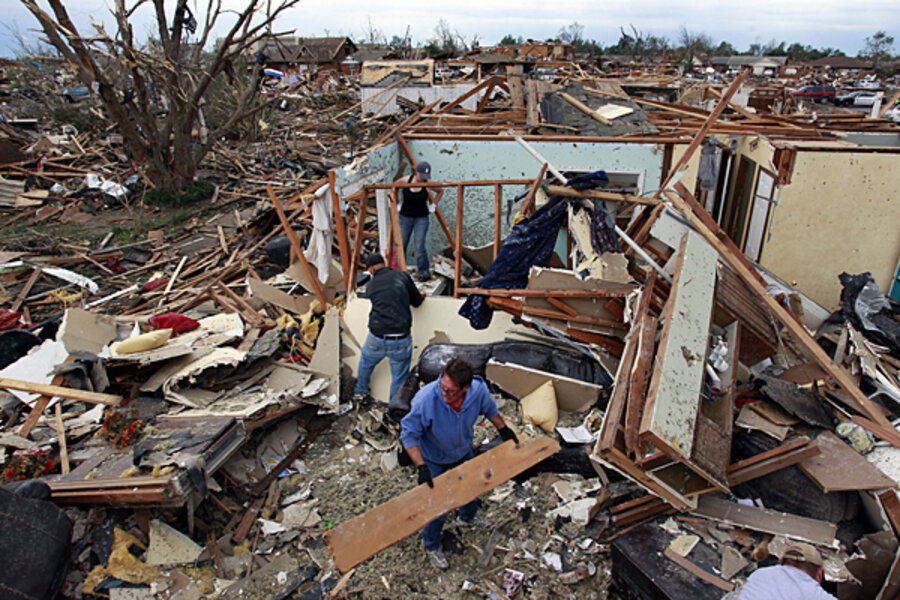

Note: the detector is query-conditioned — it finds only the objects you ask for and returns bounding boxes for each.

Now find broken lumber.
[692,496,837,547]
[323,438,560,572]
[0,377,123,406]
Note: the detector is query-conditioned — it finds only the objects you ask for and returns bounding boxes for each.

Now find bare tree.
[678,26,712,69]
[21,0,301,193]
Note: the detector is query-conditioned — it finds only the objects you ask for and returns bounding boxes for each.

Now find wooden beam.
[387,191,406,271]
[323,438,560,572]
[458,286,634,298]
[54,403,69,474]
[0,377,122,406]
[433,77,497,115]
[664,548,734,592]
[727,445,820,487]
[493,183,502,259]
[559,92,612,126]
[454,184,463,297]
[267,185,327,307]
[11,266,42,312]
[656,68,750,196]
[328,170,352,288]
[544,185,659,206]
[692,496,837,546]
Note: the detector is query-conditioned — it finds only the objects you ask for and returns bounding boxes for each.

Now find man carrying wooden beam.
[400,356,519,570]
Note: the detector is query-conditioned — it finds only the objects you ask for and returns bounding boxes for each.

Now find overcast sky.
[1,0,895,58]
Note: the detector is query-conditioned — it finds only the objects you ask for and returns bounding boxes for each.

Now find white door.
[744,171,775,262]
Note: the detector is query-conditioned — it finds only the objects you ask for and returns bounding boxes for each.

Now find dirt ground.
[255,396,618,599]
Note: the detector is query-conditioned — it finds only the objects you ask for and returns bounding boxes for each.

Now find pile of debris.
[0,53,898,600]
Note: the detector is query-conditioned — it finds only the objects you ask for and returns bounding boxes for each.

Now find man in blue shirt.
[400,356,519,570]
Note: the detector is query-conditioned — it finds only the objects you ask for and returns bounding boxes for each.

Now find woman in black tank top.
[396,162,443,281]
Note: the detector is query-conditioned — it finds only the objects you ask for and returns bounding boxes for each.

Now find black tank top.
[400,175,429,218]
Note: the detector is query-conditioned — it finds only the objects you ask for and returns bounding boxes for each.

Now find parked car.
[835,91,878,107]
[792,84,836,103]
[856,78,882,90]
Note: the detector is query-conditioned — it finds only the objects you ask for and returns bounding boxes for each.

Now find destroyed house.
[296,37,358,71]
[4,57,900,599]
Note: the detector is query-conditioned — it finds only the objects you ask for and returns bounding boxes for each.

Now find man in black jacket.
[353,252,424,402]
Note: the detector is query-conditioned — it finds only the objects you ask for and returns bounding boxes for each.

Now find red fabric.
[106,257,126,274]
[139,278,168,293]
[0,309,22,331]
[148,313,200,335]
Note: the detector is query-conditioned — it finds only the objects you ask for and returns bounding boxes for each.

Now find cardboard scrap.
[145,519,203,566]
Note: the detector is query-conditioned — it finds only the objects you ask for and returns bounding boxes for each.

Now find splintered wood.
[323,438,560,572]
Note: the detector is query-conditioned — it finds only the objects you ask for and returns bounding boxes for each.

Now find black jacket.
[367,267,424,336]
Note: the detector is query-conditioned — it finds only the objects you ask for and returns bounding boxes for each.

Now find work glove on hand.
[428,202,436,214]
[499,427,519,445]
[417,464,434,488]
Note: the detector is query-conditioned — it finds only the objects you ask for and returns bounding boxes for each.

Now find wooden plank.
[727,436,809,474]
[596,325,640,451]
[853,415,900,449]
[640,232,716,459]
[323,438,560,572]
[668,183,893,432]
[328,170,352,288]
[54,403,69,474]
[877,490,900,539]
[18,395,50,438]
[544,185,659,206]
[625,315,656,454]
[692,496,837,547]
[664,548,734,592]
[655,69,750,195]
[798,431,896,492]
[11,266,42,312]
[267,185,327,307]
[559,92,612,126]
[0,377,122,406]
[727,445,820,487]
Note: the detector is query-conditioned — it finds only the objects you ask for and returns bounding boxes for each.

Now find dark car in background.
[792,84,836,103]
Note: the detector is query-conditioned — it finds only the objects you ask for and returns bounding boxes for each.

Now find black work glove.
[499,427,519,445]
[417,464,434,488]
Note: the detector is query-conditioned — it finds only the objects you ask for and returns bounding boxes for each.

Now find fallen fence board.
[692,496,837,547]
[323,438,560,572]
[798,431,896,492]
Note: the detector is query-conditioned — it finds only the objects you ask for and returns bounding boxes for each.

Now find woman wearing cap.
[396,161,443,282]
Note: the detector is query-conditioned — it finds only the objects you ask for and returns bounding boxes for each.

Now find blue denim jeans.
[399,214,430,278]
[353,332,412,402]
[421,450,478,551]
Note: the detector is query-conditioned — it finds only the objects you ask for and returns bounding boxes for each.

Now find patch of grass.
[112,208,194,244]
[144,180,215,207]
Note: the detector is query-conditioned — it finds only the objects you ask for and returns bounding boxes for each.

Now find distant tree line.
[495,24,895,74]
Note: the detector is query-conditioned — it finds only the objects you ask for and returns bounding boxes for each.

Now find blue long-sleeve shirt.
[400,376,498,465]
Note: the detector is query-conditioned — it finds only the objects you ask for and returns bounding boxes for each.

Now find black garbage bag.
[388,339,612,421]
[0,481,72,600]
[458,170,609,330]
[839,272,900,357]
[0,329,42,370]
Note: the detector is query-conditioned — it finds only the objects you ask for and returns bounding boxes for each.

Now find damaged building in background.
[0,30,899,600]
